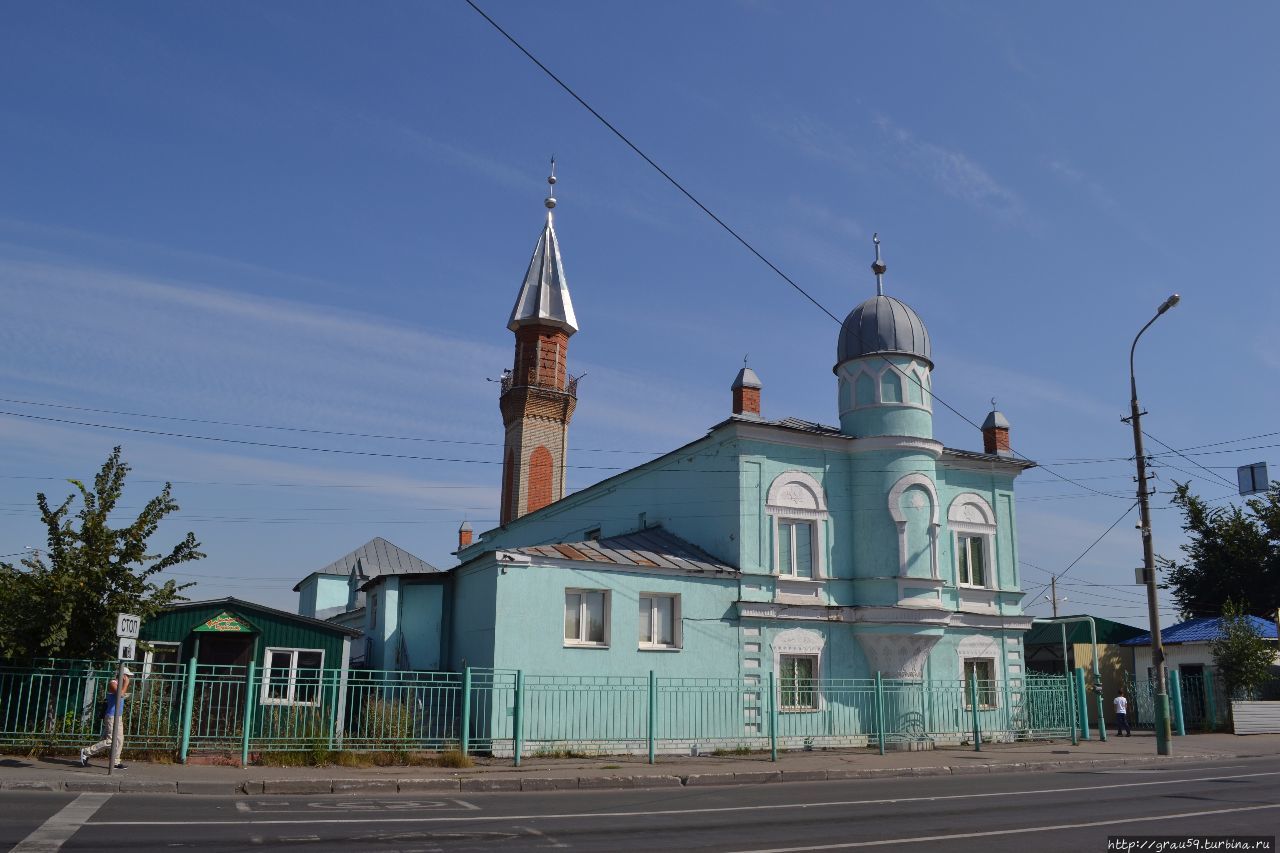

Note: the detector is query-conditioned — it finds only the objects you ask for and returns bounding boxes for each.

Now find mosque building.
[320,166,1036,734]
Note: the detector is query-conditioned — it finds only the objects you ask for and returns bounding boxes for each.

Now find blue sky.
[2,1,1277,624]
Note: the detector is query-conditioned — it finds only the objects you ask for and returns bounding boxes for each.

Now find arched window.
[855,372,876,406]
[948,493,997,589]
[887,473,940,578]
[766,472,829,580]
[526,446,554,514]
[880,369,903,404]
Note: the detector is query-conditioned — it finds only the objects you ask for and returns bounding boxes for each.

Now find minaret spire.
[872,233,887,296]
[545,156,557,211]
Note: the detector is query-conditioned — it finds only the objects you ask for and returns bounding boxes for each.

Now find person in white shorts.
[80,667,132,769]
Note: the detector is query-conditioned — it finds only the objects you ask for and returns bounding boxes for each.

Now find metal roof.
[1024,616,1147,646]
[505,527,738,575]
[836,295,931,366]
[1121,615,1280,646]
[160,597,361,637]
[731,366,762,390]
[508,209,577,334]
[982,409,1011,430]
[314,537,439,579]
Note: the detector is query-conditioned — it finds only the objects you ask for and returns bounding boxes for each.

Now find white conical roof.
[507,210,578,334]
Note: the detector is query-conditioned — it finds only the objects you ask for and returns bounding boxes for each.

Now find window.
[957,535,986,587]
[564,589,609,646]
[777,519,815,578]
[855,372,876,406]
[261,648,325,706]
[638,594,680,649]
[880,369,902,403]
[963,659,997,708]
[142,642,181,677]
[368,591,379,632]
[779,655,819,710]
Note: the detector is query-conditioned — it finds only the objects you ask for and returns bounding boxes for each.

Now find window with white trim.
[779,654,819,710]
[142,642,181,676]
[962,658,997,708]
[564,589,609,647]
[638,593,680,649]
[261,648,325,706]
[956,535,986,587]
[777,519,815,579]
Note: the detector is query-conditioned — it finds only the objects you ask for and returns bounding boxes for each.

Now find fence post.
[1067,673,1079,746]
[647,671,656,765]
[1074,668,1090,741]
[1168,669,1185,736]
[768,670,778,762]
[460,666,472,755]
[1204,670,1216,732]
[327,670,339,751]
[874,671,886,756]
[969,669,982,752]
[240,662,256,769]
[513,670,524,768]
[179,657,197,763]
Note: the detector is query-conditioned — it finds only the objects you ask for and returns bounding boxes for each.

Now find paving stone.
[118,780,178,793]
[460,777,522,792]
[683,772,737,786]
[520,777,579,791]
[177,781,245,795]
[733,771,782,784]
[576,775,635,789]
[2,780,61,791]
[65,779,119,792]
[333,779,396,793]
[397,778,461,792]
[262,779,333,794]
[908,766,951,777]
[781,770,828,782]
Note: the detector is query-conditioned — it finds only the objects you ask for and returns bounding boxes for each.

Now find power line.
[1022,501,1139,609]
[1142,429,1238,490]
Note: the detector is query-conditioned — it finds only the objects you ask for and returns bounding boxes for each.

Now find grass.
[711,745,755,756]
[532,747,592,759]
[255,749,474,768]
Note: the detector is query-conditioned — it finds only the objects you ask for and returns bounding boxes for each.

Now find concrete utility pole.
[1051,576,1060,618]
[1126,293,1179,757]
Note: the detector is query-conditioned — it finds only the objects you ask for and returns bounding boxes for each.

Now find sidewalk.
[3,733,1277,795]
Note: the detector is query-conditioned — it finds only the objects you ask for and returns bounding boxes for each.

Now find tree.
[0,447,203,662]
[1211,600,1276,702]
[1160,481,1280,621]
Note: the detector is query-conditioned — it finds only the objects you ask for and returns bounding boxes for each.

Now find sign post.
[108,613,140,777]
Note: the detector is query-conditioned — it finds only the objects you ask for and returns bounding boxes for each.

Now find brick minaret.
[499,161,579,524]
[982,407,1012,457]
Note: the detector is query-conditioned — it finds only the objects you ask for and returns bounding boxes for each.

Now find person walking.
[80,667,131,769]
[1113,690,1132,737]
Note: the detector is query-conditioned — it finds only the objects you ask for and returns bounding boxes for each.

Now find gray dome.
[836,295,932,367]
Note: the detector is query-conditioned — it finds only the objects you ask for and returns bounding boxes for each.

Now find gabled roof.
[1121,615,1279,646]
[293,537,439,591]
[158,597,361,637]
[505,526,737,575]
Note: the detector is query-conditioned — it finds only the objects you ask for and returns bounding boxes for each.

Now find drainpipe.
[1034,616,1106,742]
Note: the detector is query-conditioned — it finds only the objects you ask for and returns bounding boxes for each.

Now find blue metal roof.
[1121,615,1279,646]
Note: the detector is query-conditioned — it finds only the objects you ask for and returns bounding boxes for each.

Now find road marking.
[87,769,1280,827]
[726,802,1280,851]
[452,799,480,811]
[523,826,569,848]
[9,793,112,853]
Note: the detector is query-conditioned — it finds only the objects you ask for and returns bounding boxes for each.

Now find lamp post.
[1127,293,1179,756]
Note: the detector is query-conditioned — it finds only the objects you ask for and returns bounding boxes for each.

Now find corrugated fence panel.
[1231,701,1280,734]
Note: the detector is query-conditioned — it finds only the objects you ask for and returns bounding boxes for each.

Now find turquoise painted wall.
[450,563,498,670]
[297,574,349,618]
[400,583,444,671]
[490,562,740,678]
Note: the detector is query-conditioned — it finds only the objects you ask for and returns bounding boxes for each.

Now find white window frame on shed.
[765,472,829,580]
[260,647,326,707]
[638,593,681,650]
[141,642,181,677]
[564,588,610,648]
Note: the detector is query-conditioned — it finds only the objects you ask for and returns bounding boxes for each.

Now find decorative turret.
[499,160,580,524]
[834,235,934,439]
[731,359,762,417]
[457,520,474,550]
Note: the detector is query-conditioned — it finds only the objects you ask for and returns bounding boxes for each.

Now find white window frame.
[260,647,326,707]
[956,534,989,588]
[638,593,681,651]
[778,653,820,711]
[142,642,182,677]
[765,472,829,580]
[564,588,610,648]
[948,493,998,590]
[962,657,998,709]
[775,518,818,579]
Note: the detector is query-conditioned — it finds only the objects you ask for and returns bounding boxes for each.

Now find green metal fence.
[0,661,1073,762]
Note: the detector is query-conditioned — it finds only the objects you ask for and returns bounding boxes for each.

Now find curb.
[0,752,1238,796]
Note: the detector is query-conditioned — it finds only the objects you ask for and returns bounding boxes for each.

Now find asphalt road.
[3,756,1278,852]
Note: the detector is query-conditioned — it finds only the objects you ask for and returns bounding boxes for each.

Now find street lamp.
[1127,292,1179,756]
